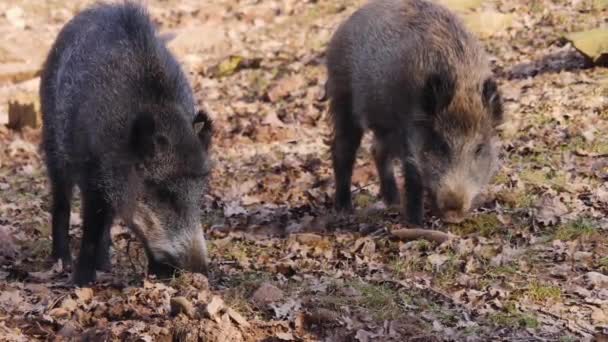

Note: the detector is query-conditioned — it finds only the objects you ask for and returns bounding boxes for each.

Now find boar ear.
[422,71,456,116]
[130,113,156,159]
[193,109,213,152]
[482,78,503,126]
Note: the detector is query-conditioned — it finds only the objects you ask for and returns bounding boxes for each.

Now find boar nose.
[441,192,467,224]
[443,192,464,213]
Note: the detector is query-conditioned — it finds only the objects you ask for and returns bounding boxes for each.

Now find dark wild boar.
[40,2,213,285]
[326,0,503,225]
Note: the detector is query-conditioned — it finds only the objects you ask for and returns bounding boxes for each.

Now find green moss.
[489,312,539,329]
[487,301,539,329]
[554,218,599,241]
[598,257,608,273]
[351,281,410,321]
[390,255,426,277]
[518,167,570,192]
[353,192,376,208]
[451,213,502,237]
[529,0,545,13]
[527,281,562,303]
[23,238,52,259]
[493,170,510,185]
[567,136,608,155]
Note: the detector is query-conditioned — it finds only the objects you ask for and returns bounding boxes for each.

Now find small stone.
[592,307,608,324]
[205,296,225,319]
[585,272,608,288]
[57,321,81,338]
[573,251,593,262]
[251,283,284,307]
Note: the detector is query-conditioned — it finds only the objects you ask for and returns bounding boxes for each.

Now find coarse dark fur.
[326,0,503,225]
[40,1,213,285]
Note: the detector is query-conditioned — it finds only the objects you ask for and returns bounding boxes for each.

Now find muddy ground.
[0,0,607,341]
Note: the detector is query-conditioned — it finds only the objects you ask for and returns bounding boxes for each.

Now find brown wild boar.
[326,0,503,225]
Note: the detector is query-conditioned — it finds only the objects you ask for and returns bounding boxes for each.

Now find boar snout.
[436,186,472,224]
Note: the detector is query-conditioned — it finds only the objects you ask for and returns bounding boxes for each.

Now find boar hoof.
[49,254,73,271]
[73,267,96,286]
[334,202,353,214]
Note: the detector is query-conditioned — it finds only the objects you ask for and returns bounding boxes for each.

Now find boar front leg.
[73,164,116,285]
[403,159,424,226]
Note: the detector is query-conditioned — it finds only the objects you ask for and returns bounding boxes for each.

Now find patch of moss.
[496,188,537,209]
[493,170,510,185]
[554,218,599,241]
[353,192,376,208]
[23,238,52,259]
[350,281,410,321]
[527,281,562,303]
[488,311,539,329]
[568,136,608,155]
[451,213,502,238]
[598,257,608,273]
[487,301,539,329]
[519,168,569,192]
[389,255,426,278]
[480,265,518,287]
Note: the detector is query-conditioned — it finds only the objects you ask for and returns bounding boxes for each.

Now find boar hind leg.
[403,160,424,227]
[73,166,115,285]
[372,137,399,206]
[331,93,362,212]
[49,170,74,268]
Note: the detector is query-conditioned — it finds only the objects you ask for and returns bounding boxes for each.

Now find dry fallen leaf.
[206,296,226,320]
[170,296,195,318]
[565,28,608,66]
[535,196,569,226]
[75,288,93,303]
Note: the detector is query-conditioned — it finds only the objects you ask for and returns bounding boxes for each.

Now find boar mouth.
[441,211,466,224]
[147,252,180,279]
[428,189,471,225]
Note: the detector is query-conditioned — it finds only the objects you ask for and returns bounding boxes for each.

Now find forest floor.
[0,0,607,341]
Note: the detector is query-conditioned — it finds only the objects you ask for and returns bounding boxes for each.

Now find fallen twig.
[390,228,453,244]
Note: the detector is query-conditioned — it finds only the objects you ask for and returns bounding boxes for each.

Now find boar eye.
[427,130,450,155]
[474,143,485,156]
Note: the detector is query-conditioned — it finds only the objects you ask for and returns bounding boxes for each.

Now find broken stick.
[391,228,453,244]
